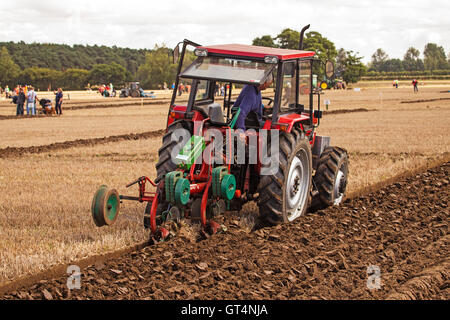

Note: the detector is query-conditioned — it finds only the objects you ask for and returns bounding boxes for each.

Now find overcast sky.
[1,0,449,63]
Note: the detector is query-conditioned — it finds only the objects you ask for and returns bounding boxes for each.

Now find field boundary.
[346,152,450,200]
[400,97,450,104]
[0,130,165,158]
[0,108,376,158]
[0,154,448,297]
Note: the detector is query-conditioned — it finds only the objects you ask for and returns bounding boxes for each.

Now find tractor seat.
[244,111,263,129]
[193,103,225,124]
[207,103,225,124]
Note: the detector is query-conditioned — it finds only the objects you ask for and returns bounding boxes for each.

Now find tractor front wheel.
[310,146,348,211]
[257,127,312,225]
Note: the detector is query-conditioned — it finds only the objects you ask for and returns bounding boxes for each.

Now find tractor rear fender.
[265,113,310,132]
[167,106,206,129]
[167,105,187,127]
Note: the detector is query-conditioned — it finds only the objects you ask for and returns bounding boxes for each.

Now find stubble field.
[0,82,449,299]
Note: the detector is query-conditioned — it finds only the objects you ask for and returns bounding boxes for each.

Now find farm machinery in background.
[92,25,349,241]
[119,82,156,98]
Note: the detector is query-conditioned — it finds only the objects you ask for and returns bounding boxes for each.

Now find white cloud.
[0,0,448,63]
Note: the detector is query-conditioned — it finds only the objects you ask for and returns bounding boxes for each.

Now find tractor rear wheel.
[130,90,140,98]
[155,120,193,182]
[310,146,348,211]
[257,127,312,225]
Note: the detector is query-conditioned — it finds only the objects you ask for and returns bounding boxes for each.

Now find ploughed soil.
[3,163,448,300]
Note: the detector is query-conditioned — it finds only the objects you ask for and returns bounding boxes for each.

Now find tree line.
[0,41,148,74]
[0,47,130,90]
[1,34,449,90]
[369,44,449,73]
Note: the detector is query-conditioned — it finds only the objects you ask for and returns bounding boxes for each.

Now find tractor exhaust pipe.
[299,24,310,50]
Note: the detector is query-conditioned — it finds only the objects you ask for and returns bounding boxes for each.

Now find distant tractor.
[120,82,142,98]
[92,24,349,241]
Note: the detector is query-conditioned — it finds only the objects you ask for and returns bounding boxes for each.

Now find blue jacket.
[234,85,262,130]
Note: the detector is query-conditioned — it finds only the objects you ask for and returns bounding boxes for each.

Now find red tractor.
[92,25,349,241]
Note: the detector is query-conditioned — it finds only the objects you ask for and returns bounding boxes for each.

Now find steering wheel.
[262,97,274,116]
[262,97,274,106]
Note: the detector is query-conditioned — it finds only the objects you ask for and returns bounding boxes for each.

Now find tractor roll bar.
[169,39,201,124]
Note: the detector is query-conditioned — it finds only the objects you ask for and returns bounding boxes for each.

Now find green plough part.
[176,135,205,170]
[165,171,183,204]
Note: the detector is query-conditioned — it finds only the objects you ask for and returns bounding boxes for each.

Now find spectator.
[215,83,219,96]
[16,88,25,116]
[55,88,63,115]
[412,79,419,93]
[26,86,38,115]
[5,85,10,98]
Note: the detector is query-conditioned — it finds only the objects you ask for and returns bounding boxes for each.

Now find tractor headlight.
[264,56,278,64]
[194,48,208,57]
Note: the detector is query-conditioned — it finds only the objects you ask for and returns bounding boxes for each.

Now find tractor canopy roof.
[197,44,315,60]
[180,44,315,85]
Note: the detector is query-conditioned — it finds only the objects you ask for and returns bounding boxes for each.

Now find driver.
[234,73,273,131]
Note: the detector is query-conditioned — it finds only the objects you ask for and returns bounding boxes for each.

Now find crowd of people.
[177,82,191,96]
[0,85,64,116]
[98,83,116,97]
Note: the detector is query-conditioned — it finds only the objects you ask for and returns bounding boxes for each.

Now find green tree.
[18,67,62,90]
[275,28,300,49]
[88,62,129,86]
[423,43,448,70]
[60,68,89,90]
[403,47,424,71]
[382,58,404,72]
[337,50,366,83]
[370,48,389,72]
[252,35,277,48]
[136,45,178,89]
[336,48,347,74]
[0,46,20,87]
[303,31,337,61]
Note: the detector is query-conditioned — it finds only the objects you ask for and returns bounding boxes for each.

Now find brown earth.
[3,162,448,300]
